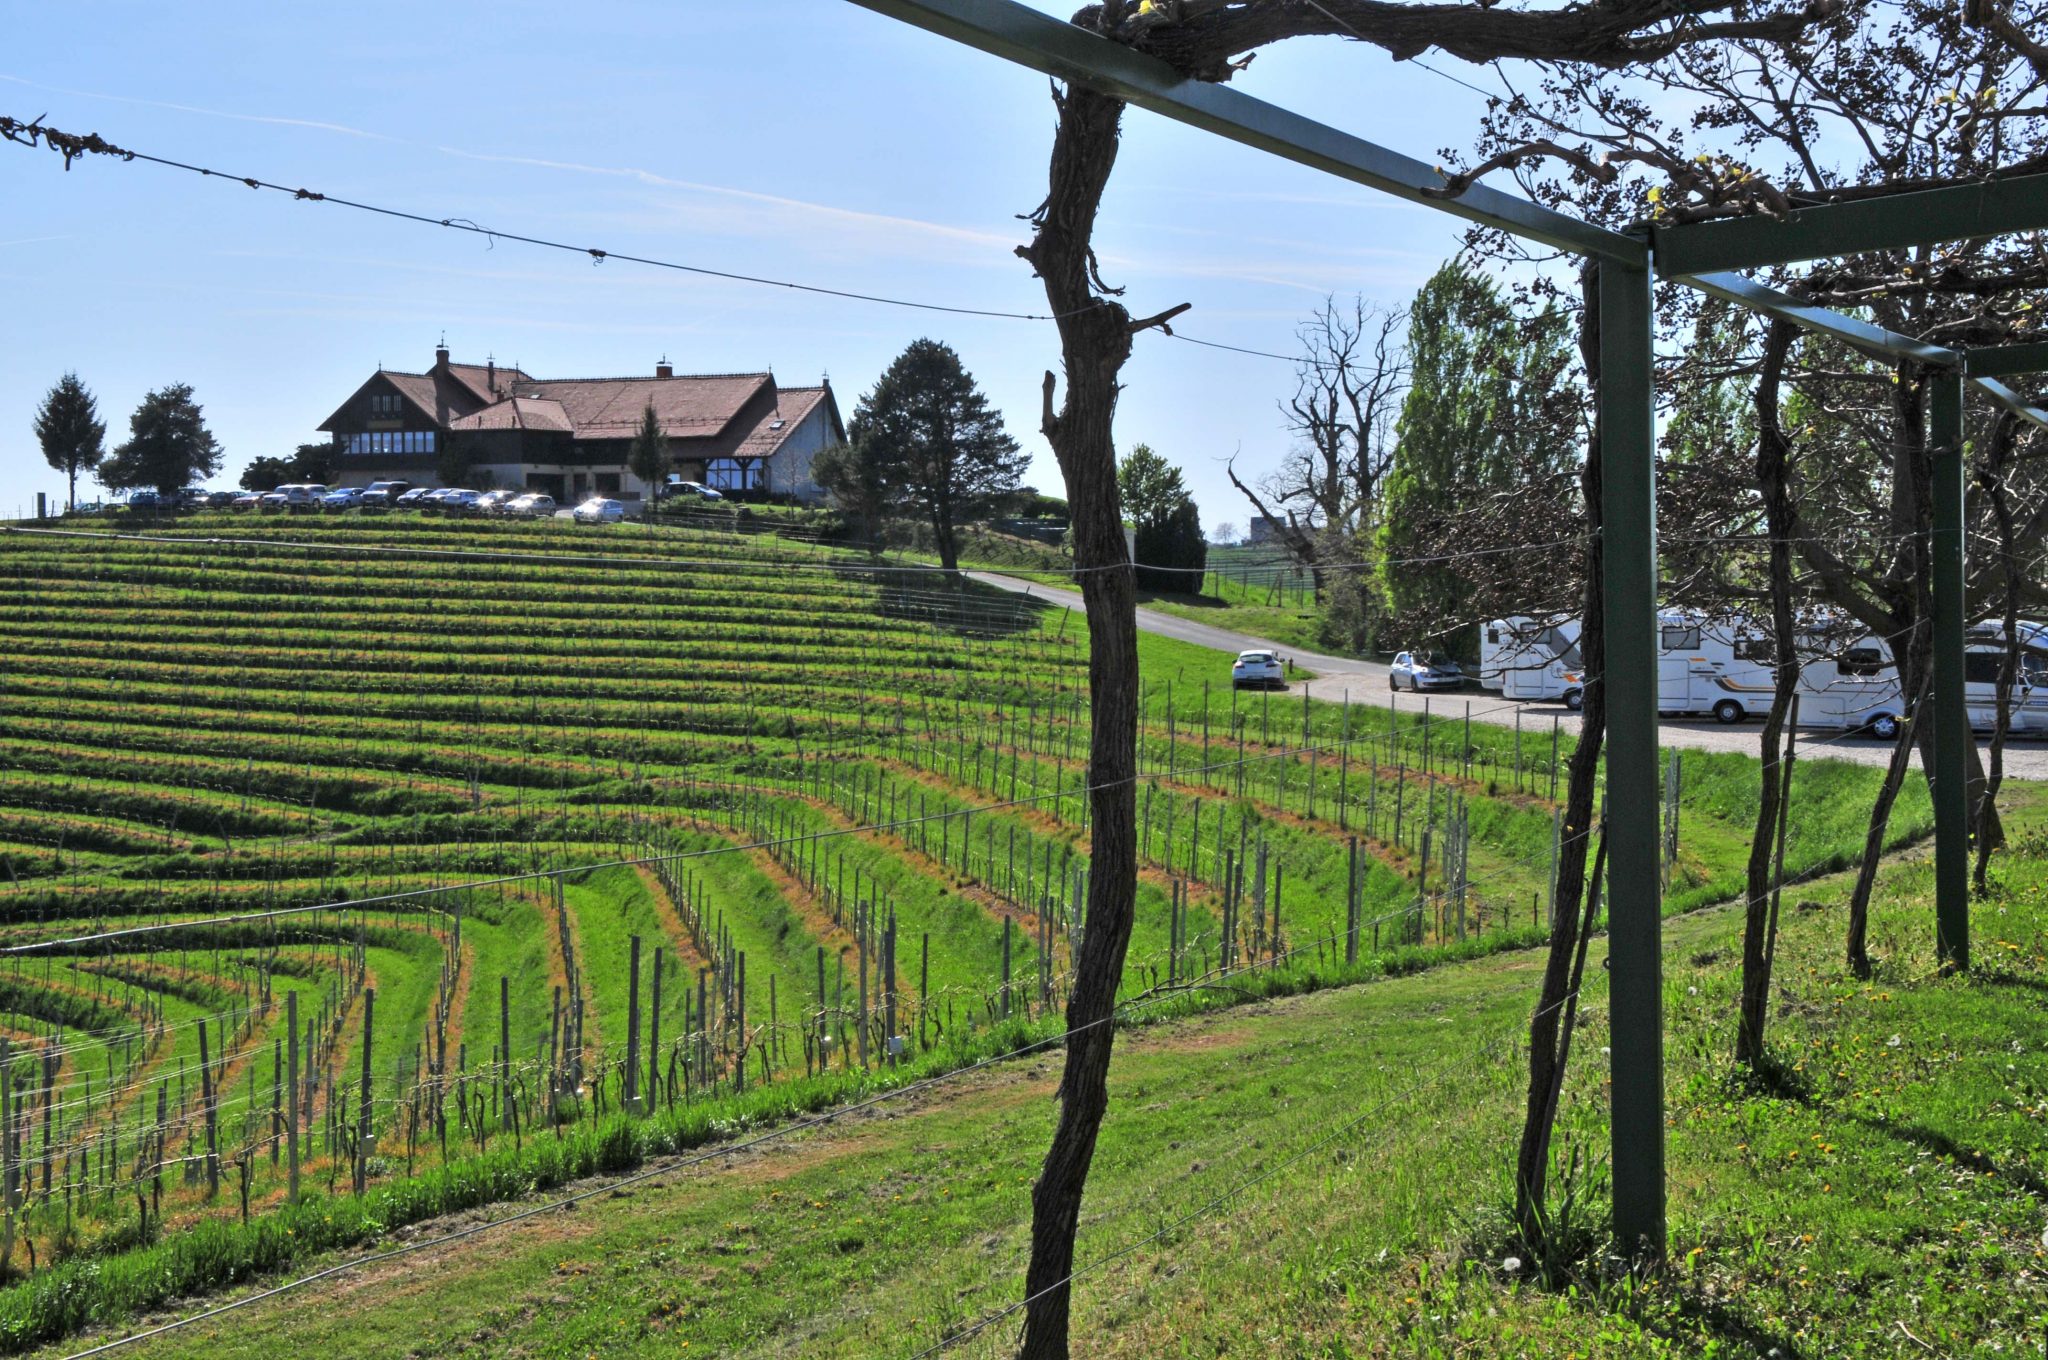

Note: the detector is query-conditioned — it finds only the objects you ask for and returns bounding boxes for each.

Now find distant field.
[0,512,1935,1350]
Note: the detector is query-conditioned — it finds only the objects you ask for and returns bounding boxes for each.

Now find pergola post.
[1598,252,1666,1258]
[1928,366,1970,972]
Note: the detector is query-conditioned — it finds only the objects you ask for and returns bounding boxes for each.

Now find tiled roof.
[506,372,773,441]
[446,363,532,405]
[324,357,842,464]
[447,397,574,433]
[730,386,833,457]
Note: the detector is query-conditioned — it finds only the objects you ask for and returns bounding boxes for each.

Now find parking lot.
[966,570,2048,780]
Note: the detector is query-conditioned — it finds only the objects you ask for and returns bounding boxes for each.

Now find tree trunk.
[1974,416,2022,893]
[1846,656,1932,979]
[1735,319,1798,1067]
[1016,80,1160,1360]
[1512,265,1606,1248]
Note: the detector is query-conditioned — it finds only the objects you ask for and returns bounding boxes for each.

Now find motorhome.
[1478,616,1585,707]
[1656,610,1776,723]
[1796,621,2045,737]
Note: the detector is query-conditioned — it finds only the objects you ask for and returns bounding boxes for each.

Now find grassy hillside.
[44,785,2045,1360]
[0,513,1958,1350]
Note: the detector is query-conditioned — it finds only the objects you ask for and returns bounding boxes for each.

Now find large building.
[319,346,845,503]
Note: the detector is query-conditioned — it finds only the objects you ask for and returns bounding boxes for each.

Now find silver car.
[573,497,625,523]
[1389,651,1466,692]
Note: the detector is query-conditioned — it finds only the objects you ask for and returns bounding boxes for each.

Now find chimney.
[486,355,497,395]
[655,356,673,379]
[434,342,450,371]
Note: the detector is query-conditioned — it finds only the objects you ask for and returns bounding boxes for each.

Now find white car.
[1232,650,1286,691]
[506,492,557,518]
[1389,651,1466,692]
[573,497,626,524]
[259,483,329,512]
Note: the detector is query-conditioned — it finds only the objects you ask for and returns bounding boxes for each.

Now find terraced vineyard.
[0,514,1930,1350]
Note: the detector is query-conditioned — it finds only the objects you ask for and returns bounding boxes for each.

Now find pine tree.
[849,340,1026,571]
[101,384,223,494]
[32,373,106,511]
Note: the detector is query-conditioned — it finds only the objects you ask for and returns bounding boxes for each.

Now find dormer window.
[368,393,403,419]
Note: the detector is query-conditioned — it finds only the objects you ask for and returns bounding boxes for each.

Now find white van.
[1479,616,1585,707]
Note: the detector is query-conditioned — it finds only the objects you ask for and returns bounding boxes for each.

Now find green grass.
[56,783,2045,1359]
[0,515,2005,1353]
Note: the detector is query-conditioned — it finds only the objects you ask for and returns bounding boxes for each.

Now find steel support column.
[1928,368,1970,972]
[1598,252,1666,1258]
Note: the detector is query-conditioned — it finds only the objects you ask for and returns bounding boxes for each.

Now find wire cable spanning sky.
[0,1,1490,530]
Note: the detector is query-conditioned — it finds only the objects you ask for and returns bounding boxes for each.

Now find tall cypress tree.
[32,373,106,511]
[626,403,669,508]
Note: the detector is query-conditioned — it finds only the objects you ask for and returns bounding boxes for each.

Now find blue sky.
[0,0,1494,527]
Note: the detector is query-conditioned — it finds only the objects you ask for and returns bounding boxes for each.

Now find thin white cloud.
[435,147,1021,252]
[0,73,398,141]
[0,235,73,249]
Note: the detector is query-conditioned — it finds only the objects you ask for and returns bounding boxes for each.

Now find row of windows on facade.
[368,394,404,419]
[340,434,763,491]
[346,431,438,455]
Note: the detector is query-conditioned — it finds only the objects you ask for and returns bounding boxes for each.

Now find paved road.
[965,570,2048,780]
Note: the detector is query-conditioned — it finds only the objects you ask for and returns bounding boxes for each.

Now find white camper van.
[1796,623,2045,738]
[1479,617,1585,707]
[1656,610,1776,724]
[1795,630,1907,738]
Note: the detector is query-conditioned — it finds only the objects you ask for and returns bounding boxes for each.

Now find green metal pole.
[1599,251,1666,1260]
[1929,367,1970,972]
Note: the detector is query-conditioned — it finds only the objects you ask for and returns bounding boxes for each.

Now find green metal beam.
[1969,377,2048,433]
[1599,251,1667,1260]
[1964,340,2048,378]
[1676,271,1959,366]
[1652,173,2048,275]
[1928,369,1971,974]
[843,0,1647,264]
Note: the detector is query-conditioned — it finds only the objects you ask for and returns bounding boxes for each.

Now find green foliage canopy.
[100,383,222,494]
[32,372,105,510]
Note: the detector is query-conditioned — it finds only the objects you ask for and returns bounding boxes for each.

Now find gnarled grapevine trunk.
[1016,80,1155,1360]
[1512,266,1605,1248]
[1735,319,1798,1066]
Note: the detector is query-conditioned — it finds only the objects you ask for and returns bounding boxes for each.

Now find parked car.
[322,487,366,510]
[394,487,435,508]
[126,489,161,511]
[202,490,238,509]
[1231,649,1286,691]
[475,489,519,515]
[669,479,724,502]
[573,497,625,524]
[506,492,557,518]
[1389,651,1466,692]
[434,488,483,514]
[229,491,264,511]
[358,479,411,509]
[260,483,328,512]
